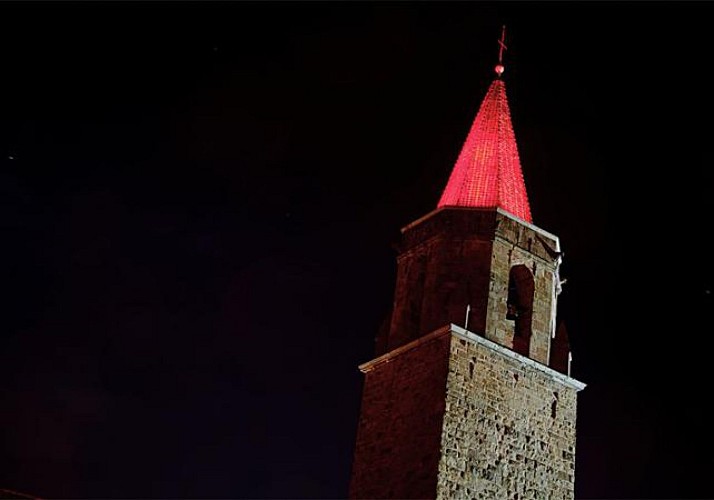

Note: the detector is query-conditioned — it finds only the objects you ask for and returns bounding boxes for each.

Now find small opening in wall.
[551,391,559,419]
[469,360,475,379]
[507,264,535,357]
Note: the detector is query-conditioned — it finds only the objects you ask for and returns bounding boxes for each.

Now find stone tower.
[349,38,586,500]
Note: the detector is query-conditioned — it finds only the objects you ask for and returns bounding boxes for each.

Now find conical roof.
[437,77,532,223]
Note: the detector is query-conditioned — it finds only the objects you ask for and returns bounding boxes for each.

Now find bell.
[506,303,519,320]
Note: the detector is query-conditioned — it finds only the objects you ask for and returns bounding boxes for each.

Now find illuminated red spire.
[437,29,532,222]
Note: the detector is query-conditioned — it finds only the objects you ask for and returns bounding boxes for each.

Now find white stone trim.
[449,324,586,391]
[400,207,444,233]
[359,324,587,392]
[495,207,560,248]
[358,325,453,373]
[399,207,560,252]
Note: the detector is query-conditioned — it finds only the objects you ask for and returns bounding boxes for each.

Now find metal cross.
[498,25,507,64]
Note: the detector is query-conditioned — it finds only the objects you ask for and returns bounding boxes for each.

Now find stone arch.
[506,264,535,357]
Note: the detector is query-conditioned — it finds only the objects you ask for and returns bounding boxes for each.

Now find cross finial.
[495,25,507,77]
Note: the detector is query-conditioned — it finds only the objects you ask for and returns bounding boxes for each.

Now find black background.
[1,2,713,498]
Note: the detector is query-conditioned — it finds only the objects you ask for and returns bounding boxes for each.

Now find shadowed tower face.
[349,32,586,500]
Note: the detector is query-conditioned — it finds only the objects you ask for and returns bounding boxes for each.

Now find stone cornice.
[359,324,586,392]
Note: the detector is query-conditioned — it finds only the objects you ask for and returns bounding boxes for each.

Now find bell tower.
[349,29,586,500]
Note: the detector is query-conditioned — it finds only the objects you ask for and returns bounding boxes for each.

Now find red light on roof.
[437,79,532,223]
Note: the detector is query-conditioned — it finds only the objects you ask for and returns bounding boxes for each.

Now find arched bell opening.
[506,264,535,357]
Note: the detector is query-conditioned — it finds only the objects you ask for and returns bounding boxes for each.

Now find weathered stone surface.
[384,207,562,369]
[350,326,583,500]
[436,331,579,500]
[349,332,451,499]
[485,213,559,365]
[351,207,582,499]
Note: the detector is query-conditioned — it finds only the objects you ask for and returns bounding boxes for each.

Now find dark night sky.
[1,2,713,499]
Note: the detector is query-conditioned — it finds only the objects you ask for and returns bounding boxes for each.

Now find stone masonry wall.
[486,211,560,365]
[386,208,562,366]
[349,332,451,499]
[386,208,497,356]
[436,332,578,500]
